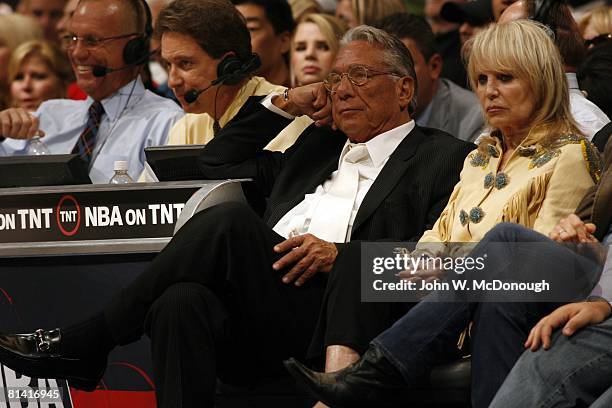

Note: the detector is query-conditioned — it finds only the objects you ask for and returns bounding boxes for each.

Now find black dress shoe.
[0,329,106,391]
[284,346,411,408]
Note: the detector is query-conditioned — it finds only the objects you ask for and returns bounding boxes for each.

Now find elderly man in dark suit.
[0,26,473,408]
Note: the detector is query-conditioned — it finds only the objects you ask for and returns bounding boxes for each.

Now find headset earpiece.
[123,0,153,66]
[215,53,262,86]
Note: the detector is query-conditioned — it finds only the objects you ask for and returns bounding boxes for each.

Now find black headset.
[215,53,262,86]
[122,0,153,66]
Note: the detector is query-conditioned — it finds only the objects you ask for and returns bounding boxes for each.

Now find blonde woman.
[285,19,602,408]
[290,14,347,86]
[335,0,405,28]
[0,13,43,110]
[8,40,72,111]
[579,5,612,47]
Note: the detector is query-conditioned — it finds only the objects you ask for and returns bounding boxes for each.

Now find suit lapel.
[351,127,428,234]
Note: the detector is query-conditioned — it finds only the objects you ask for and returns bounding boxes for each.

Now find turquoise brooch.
[484,172,509,189]
[459,207,485,226]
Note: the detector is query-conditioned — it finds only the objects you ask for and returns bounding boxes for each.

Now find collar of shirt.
[338,120,415,169]
[566,72,579,91]
[89,76,146,123]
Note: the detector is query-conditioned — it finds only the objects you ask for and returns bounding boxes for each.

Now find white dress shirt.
[567,73,610,140]
[273,120,416,242]
[0,77,184,183]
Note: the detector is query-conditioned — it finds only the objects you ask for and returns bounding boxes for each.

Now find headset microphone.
[183,78,223,104]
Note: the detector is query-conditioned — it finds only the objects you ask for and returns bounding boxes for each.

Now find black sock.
[59,313,116,359]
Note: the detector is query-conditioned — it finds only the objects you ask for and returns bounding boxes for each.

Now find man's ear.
[428,53,443,81]
[397,76,415,112]
[279,31,292,55]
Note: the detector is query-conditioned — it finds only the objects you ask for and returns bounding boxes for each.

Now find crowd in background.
[0,0,610,123]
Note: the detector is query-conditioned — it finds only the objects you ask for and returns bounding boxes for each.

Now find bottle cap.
[114,160,128,171]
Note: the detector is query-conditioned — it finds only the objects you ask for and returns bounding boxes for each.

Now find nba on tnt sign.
[55,195,81,237]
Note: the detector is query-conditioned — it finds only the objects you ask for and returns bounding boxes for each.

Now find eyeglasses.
[323,65,401,92]
[61,33,138,50]
[585,33,612,48]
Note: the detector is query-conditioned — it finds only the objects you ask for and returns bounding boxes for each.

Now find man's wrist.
[272,89,301,117]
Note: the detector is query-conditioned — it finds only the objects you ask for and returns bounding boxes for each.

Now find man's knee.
[144,283,227,333]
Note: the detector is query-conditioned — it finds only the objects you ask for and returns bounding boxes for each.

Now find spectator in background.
[232,0,294,87]
[55,0,86,100]
[8,40,72,111]
[376,12,483,142]
[291,14,347,87]
[0,13,43,110]
[579,4,612,47]
[440,0,495,46]
[578,41,612,121]
[334,0,405,28]
[288,0,321,22]
[499,0,610,140]
[17,0,66,44]
[425,0,469,88]
[0,0,183,182]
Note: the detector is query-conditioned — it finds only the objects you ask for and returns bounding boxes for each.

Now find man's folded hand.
[272,233,338,286]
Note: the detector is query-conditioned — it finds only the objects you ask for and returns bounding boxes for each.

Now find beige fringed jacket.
[417,133,601,253]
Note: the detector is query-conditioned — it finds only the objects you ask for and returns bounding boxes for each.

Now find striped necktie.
[72,101,105,164]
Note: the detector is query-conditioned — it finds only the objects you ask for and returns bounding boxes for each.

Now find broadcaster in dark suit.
[0,25,473,407]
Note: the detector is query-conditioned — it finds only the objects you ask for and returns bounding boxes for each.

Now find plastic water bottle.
[26,136,51,155]
[109,160,134,184]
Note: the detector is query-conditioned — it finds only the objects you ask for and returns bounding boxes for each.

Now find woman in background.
[579,5,612,48]
[0,13,43,110]
[291,13,347,87]
[8,40,72,111]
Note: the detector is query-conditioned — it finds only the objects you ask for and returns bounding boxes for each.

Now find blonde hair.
[8,40,73,86]
[0,13,43,110]
[0,14,43,54]
[288,0,321,22]
[579,5,612,38]
[291,14,348,87]
[297,14,348,57]
[351,0,405,26]
[466,19,581,147]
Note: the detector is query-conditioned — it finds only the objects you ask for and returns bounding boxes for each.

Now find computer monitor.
[145,145,206,181]
[0,154,91,188]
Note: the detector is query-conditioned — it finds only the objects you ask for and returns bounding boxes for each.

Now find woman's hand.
[549,214,597,243]
[525,301,612,351]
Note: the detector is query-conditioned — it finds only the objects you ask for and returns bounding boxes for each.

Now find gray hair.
[340,25,418,114]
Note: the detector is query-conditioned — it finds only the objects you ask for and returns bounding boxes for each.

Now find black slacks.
[103,202,327,408]
[308,242,415,357]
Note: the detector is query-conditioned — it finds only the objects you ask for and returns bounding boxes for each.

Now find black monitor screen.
[0,154,92,188]
[145,145,206,181]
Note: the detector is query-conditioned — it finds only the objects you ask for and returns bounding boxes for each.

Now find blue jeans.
[490,317,612,407]
[372,223,602,408]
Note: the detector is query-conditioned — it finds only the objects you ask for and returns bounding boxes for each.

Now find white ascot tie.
[307,144,369,242]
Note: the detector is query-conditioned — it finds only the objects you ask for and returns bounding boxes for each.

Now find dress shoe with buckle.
[0,329,106,391]
[284,346,411,408]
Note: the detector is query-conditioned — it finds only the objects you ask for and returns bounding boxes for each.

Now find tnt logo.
[55,196,81,237]
[0,364,72,407]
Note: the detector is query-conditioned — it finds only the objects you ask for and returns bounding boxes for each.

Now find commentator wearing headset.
[152,0,312,166]
[0,0,183,183]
